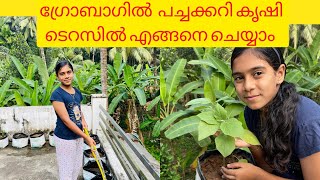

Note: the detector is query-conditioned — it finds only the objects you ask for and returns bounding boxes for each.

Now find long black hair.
[55,60,73,75]
[231,48,300,172]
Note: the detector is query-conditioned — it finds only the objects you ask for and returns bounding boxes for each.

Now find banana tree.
[10,55,58,106]
[108,52,158,140]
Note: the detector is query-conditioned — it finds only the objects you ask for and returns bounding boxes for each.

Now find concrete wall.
[0,105,93,137]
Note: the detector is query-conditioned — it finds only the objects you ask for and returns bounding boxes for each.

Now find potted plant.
[0,119,8,148]
[12,118,29,148]
[160,72,260,179]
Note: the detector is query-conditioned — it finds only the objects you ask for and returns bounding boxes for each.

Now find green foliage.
[160,142,181,180]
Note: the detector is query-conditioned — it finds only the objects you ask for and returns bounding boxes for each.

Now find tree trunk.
[127,99,144,143]
[100,48,108,110]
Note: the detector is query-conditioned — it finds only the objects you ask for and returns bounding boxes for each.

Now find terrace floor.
[0,142,58,180]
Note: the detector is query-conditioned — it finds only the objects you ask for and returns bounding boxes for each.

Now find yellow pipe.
[84,128,107,180]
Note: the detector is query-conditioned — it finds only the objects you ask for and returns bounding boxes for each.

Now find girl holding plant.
[51,60,95,180]
[221,48,320,180]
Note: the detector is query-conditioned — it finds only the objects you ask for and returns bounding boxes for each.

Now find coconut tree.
[100,48,108,110]
[108,47,153,66]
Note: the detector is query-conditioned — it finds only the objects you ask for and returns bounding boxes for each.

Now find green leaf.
[166,59,187,102]
[10,55,27,78]
[238,111,248,129]
[165,116,200,139]
[31,80,39,106]
[26,63,35,80]
[160,110,192,131]
[108,92,125,114]
[107,64,118,83]
[147,95,160,111]
[215,134,235,157]
[185,98,211,106]
[310,31,320,59]
[225,104,244,118]
[213,103,228,120]
[197,111,218,125]
[204,80,215,103]
[193,47,205,59]
[212,73,226,91]
[190,130,211,147]
[124,65,134,89]
[220,118,244,137]
[238,159,248,163]
[240,129,261,145]
[32,55,49,85]
[133,88,146,105]
[173,81,203,104]
[14,90,26,106]
[152,120,161,137]
[198,121,219,141]
[207,54,232,81]
[11,77,32,94]
[225,83,236,97]
[0,80,12,104]
[42,73,56,105]
[285,70,303,84]
[160,65,167,105]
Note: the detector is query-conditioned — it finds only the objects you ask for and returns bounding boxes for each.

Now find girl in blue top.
[50,60,95,180]
[221,48,320,180]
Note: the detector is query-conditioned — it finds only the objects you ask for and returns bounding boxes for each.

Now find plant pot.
[30,131,46,148]
[83,160,113,180]
[83,134,101,150]
[196,149,255,180]
[49,131,55,146]
[83,147,107,166]
[0,133,9,148]
[12,133,29,148]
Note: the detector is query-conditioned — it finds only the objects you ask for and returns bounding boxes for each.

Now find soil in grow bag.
[84,134,100,145]
[13,133,28,139]
[83,161,113,180]
[199,149,254,180]
[30,132,43,138]
[84,148,106,159]
[49,131,54,136]
[0,133,7,140]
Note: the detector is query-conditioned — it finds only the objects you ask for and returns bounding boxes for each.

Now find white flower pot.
[49,131,55,146]
[12,133,29,148]
[0,133,9,148]
[30,132,46,148]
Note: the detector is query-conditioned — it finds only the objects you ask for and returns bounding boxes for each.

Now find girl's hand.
[85,136,96,148]
[235,137,251,148]
[221,162,262,180]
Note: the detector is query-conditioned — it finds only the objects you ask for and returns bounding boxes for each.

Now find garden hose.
[84,128,107,180]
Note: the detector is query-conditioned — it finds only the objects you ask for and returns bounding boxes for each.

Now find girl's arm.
[300,152,320,180]
[81,111,88,129]
[52,101,95,147]
[249,145,273,172]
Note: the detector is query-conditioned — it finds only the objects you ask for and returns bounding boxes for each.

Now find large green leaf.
[285,70,303,84]
[107,64,118,83]
[225,104,244,118]
[0,80,12,104]
[213,103,228,120]
[165,116,200,139]
[33,55,49,85]
[215,134,235,157]
[108,92,125,114]
[190,130,211,147]
[185,98,211,106]
[173,81,203,104]
[152,120,161,137]
[11,77,32,94]
[310,31,320,59]
[212,73,226,91]
[14,90,26,106]
[31,80,39,106]
[208,54,232,81]
[197,111,218,125]
[26,63,36,80]
[220,118,244,137]
[160,110,192,131]
[147,95,160,111]
[42,73,56,105]
[133,88,146,105]
[193,47,205,59]
[124,65,134,89]
[240,129,261,146]
[238,111,248,129]
[10,55,27,78]
[198,121,219,141]
[204,80,215,103]
[166,59,187,102]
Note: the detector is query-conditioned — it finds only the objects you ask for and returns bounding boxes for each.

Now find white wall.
[0,105,92,137]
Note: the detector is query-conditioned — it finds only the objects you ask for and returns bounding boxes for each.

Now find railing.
[98,104,160,180]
